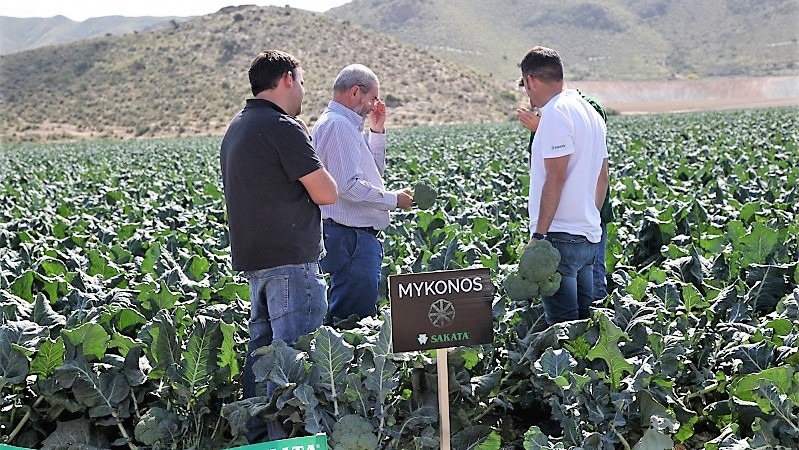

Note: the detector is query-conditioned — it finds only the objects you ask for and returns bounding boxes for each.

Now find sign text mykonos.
[388,268,493,353]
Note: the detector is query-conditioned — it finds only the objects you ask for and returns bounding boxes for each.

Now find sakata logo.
[417,334,428,345]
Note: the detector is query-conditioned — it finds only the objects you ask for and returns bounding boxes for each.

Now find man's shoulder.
[575,88,607,122]
[312,108,359,138]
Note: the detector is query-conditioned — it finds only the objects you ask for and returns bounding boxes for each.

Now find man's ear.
[525,74,534,88]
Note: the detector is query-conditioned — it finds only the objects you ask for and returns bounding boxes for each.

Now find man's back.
[220,99,325,271]
[528,89,608,243]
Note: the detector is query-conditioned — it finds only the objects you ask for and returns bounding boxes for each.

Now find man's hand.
[369,98,386,133]
[516,107,541,132]
[395,188,413,210]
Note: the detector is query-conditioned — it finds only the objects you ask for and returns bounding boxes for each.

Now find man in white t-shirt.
[519,46,609,325]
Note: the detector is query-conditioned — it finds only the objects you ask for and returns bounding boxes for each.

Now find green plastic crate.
[2,433,327,450]
[226,433,327,450]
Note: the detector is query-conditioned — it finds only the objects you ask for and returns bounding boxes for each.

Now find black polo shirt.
[220,99,324,271]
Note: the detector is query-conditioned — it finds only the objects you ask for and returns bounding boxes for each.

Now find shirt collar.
[327,100,364,131]
[246,98,288,115]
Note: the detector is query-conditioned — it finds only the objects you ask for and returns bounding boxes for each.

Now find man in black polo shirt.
[220,49,337,442]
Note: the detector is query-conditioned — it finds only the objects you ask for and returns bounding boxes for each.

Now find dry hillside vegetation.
[329,0,799,82]
[0,5,518,141]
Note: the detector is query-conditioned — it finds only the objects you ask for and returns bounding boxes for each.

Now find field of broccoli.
[1,107,798,450]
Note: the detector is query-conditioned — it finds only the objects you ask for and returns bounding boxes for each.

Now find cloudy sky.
[0,0,352,21]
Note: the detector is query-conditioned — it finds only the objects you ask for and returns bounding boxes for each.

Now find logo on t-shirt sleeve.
[551,144,566,150]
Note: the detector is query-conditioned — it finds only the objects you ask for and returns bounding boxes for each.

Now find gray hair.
[333,64,379,93]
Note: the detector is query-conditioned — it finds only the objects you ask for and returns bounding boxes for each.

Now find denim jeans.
[320,221,383,323]
[542,232,598,325]
[592,223,608,301]
[242,262,327,442]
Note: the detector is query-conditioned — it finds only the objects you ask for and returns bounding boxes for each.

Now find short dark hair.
[248,50,301,96]
[519,46,563,84]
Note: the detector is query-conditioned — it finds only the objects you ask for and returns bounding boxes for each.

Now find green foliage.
[329,414,379,450]
[1,108,798,449]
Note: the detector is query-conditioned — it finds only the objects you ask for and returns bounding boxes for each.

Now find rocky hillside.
[328,0,799,82]
[0,5,519,141]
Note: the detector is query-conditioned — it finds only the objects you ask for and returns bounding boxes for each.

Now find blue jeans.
[320,221,383,323]
[242,262,327,442]
[542,232,598,325]
[592,223,608,301]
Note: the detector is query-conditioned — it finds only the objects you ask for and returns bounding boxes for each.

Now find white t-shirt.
[528,89,608,243]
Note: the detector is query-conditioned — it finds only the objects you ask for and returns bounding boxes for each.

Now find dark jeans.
[242,263,327,443]
[593,223,608,301]
[542,232,598,325]
[320,220,383,323]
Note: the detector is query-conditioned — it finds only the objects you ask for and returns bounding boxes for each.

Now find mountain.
[327,0,799,82]
[0,15,188,55]
[0,5,518,141]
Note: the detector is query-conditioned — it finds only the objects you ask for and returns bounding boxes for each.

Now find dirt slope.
[573,76,799,114]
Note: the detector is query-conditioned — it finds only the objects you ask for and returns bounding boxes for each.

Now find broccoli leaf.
[586,314,634,390]
[310,326,354,415]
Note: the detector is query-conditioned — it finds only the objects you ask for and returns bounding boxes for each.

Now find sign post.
[388,267,494,449]
[436,348,451,450]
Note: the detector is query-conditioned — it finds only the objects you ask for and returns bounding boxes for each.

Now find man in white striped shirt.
[311,64,413,324]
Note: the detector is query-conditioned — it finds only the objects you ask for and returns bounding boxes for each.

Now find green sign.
[225,433,327,450]
[388,267,493,352]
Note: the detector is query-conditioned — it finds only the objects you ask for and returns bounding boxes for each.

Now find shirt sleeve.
[367,130,387,175]
[537,110,574,159]
[315,119,395,209]
[273,116,323,180]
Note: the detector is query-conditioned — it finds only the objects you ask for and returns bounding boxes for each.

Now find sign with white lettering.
[388,267,493,353]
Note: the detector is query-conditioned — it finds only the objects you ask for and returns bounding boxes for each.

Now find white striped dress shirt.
[311,100,397,230]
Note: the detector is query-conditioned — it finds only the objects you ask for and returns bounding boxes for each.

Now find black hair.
[519,46,563,84]
[248,50,301,96]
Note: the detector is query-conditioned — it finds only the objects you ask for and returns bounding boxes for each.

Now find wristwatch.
[532,232,546,240]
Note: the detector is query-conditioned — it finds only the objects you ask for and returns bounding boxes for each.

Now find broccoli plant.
[412,182,437,209]
[328,414,379,450]
[504,239,561,300]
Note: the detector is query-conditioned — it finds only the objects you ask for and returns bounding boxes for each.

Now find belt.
[324,219,380,236]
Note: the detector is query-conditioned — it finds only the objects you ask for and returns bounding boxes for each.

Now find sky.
[0,0,353,22]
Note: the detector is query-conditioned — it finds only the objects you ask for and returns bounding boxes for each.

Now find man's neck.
[255,91,287,113]
[539,81,566,107]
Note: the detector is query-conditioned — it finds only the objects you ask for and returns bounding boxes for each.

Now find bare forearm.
[538,155,569,234]
[536,179,562,234]
[595,158,609,210]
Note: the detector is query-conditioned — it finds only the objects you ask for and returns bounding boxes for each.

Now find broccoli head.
[518,238,561,282]
[134,407,179,446]
[538,271,562,297]
[329,414,379,450]
[413,182,437,209]
[504,271,539,301]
